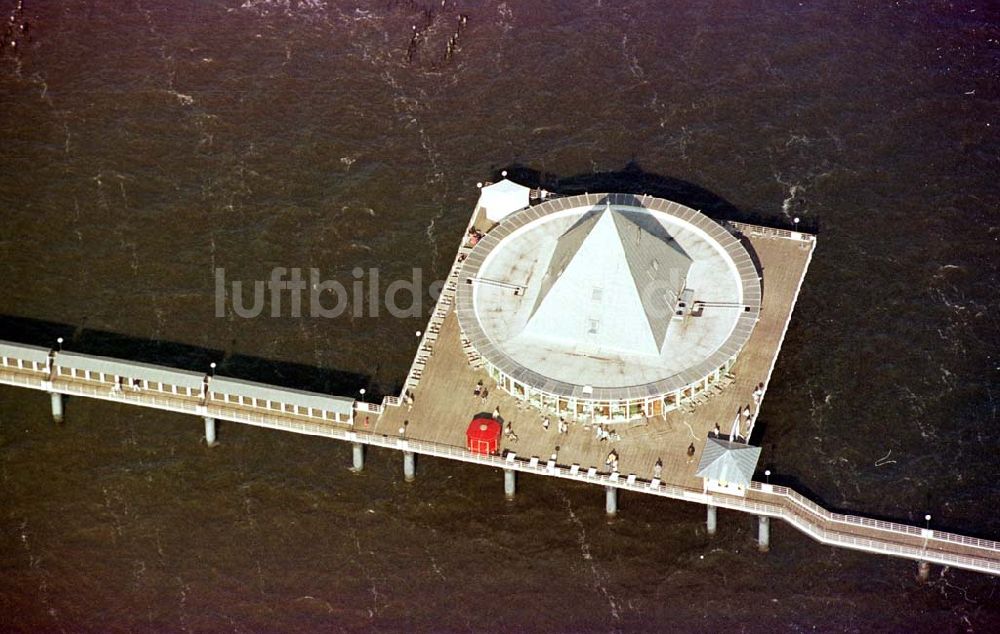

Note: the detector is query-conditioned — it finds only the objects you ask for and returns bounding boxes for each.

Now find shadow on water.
[0,314,373,400]
[498,160,822,234]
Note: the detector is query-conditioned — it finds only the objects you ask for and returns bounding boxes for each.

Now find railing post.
[403,451,416,482]
[352,442,365,472]
[504,468,516,500]
[50,392,64,423]
[707,505,717,536]
[204,417,217,446]
[758,515,770,552]
[605,486,618,517]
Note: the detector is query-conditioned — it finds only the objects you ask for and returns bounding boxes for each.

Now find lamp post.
[793,216,800,232]
[765,469,771,485]
[359,388,366,403]
[56,337,63,351]
[209,362,216,376]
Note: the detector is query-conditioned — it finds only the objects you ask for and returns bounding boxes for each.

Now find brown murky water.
[1,0,998,630]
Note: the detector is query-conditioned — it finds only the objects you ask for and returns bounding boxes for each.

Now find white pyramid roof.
[696,438,762,488]
[478,179,531,223]
[521,205,692,357]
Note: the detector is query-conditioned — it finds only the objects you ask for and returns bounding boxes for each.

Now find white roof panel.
[55,351,206,389]
[210,375,354,415]
[0,340,51,364]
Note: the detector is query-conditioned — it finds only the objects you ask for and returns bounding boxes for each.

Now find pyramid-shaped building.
[522,204,692,357]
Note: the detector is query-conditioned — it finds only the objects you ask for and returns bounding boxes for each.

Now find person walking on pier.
[686,443,696,464]
[752,382,764,406]
[653,457,663,479]
[605,449,619,474]
[505,421,518,442]
[492,405,501,420]
[558,417,568,434]
[542,416,550,431]
[480,387,489,404]
[473,380,483,398]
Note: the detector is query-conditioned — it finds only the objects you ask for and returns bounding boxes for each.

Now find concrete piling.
[50,392,63,423]
[917,560,931,583]
[204,416,217,446]
[605,486,618,517]
[352,442,365,472]
[504,468,516,500]
[758,515,771,552]
[403,451,416,482]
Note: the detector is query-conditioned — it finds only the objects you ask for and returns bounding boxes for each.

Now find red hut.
[466,417,502,455]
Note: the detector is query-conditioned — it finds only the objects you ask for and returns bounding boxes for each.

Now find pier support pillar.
[204,417,217,447]
[352,442,365,472]
[706,505,717,536]
[504,469,516,500]
[403,451,416,482]
[758,515,771,552]
[50,392,64,424]
[917,560,931,583]
[605,486,618,517]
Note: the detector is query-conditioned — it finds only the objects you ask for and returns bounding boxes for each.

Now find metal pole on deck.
[917,514,932,583]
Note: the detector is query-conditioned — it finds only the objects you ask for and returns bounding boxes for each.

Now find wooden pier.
[1,192,998,580]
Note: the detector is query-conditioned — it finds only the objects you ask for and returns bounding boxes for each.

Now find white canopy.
[478,179,531,223]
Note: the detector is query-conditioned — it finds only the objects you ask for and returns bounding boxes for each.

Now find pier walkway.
[2,201,998,579]
[0,340,1000,575]
[1,356,998,576]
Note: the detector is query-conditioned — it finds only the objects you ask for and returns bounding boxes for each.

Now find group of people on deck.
[468,377,766,479]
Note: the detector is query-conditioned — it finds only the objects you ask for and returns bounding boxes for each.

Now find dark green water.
[1,0,998,630]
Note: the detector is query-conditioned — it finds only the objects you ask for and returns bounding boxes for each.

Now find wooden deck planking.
[376,231,815,490]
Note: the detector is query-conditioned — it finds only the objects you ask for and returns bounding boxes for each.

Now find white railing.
[2,365,998,575]
[727,221,812,242]
[0,372,44,389]
[751,482,1000,553]
[353,401,383,415]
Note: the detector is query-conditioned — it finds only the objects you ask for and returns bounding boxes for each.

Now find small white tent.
[478,179,531,223]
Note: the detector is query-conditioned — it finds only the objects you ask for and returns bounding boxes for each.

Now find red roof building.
[466,417,501,455]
